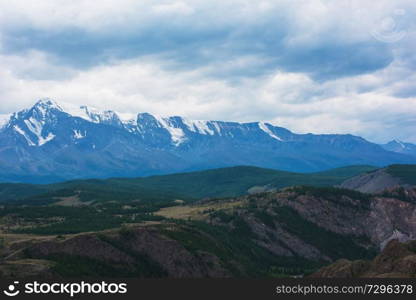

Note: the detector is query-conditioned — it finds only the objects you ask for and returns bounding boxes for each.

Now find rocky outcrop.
[21,227,230,278]
[241,187,416,251]
[26,234,136,264]
[368,196,416,248]
[311,239,416,278]
[339,165,416,194]
[339,169,403,193]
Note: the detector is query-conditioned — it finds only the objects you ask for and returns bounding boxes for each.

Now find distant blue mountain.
[381,140,416,157]
[0,99,414,183]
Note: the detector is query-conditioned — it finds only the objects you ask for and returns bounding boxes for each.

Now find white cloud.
[152,2,195,16]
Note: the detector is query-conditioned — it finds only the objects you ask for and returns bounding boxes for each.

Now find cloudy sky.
[0,0,415,143]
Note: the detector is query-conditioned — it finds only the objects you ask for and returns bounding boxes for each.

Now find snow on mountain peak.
[116,112,137,124]
[81,106,117,124]
[73,129,87,140]
[38,133,56,146]
[258,122,283,141]
[57,101,131,126]
[6,99,63,146]
[20,116,56,146]
[182,118,216,135]
[13,125,36,146]
[393,139,406,148]
[35,98,61,108]
[31,98,64,119]
[9,99,290,147]
[57,102,97,122]
[153,115,187,146]
[41,100,112,124]
[9,100,58,146]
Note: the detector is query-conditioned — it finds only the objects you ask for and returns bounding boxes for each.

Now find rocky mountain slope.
[2,185,416,278]
[340,165,416,193]
[310,239,416,278]
[0,99,414,183]
[0,222,312,279]
[203,186,416,258]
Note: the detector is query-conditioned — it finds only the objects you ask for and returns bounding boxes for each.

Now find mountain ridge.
[339,165,416,193]
[382,140,416,157]
[0,165,378,204]
[0,99,415,183]
[311,239,416,278]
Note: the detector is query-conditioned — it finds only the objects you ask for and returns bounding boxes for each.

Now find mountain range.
[0,99,415,183]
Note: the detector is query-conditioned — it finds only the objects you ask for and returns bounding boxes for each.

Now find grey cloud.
[0,1,399,81]
[0,0,415,144]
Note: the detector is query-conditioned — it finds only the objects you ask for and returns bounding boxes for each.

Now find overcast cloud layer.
[0,0,415,143]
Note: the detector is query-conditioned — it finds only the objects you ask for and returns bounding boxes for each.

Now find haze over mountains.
[0,99,415,183]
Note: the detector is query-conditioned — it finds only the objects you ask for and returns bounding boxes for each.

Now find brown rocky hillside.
[310,239,416,278]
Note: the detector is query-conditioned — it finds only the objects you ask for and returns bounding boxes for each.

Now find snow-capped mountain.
[382,140,416,157]
[0,99,415,183]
